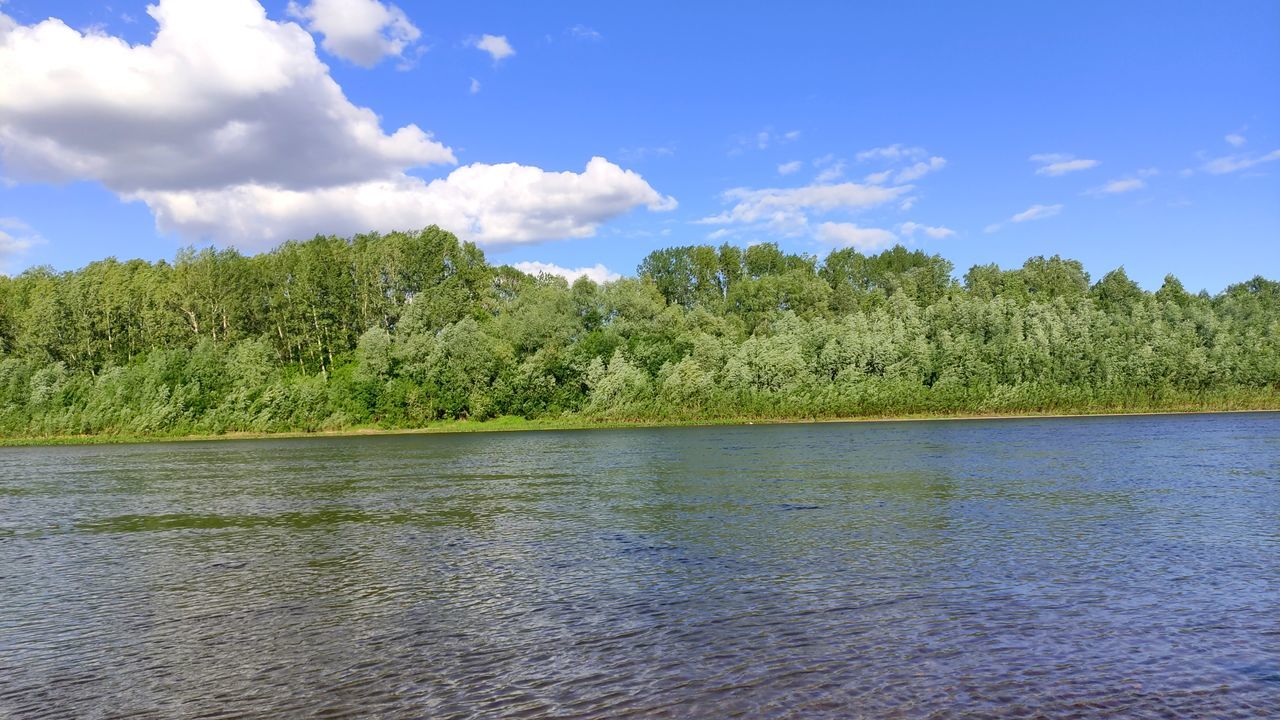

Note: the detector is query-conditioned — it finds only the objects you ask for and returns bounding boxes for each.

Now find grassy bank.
[4,396,1277,447]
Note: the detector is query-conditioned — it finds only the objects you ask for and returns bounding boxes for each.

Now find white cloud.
[895,156,946,183]
[1089,178,1144,195]
[0,0,455,193]
[729,127,800,154]
[286,0,419,68]
[1030,153,1099,176]
[0,217,39,272]
[618,144,675,162]
[0,228,31,252]
[1011,204,1063,222]
[856,144,926,162]
[136,157,676,249]
[777,160,803,175]
[698,181,912,231]
[986,203,1063,233]
[1137,167,1159,177]
[1201,149,1280,174]
[1225,133,1246,147]
[567,25,602,41]
[898,221,954,239]
[0,229,33,269]
[854,145,946,183]
[473,34,514,62]
[513,261,619,284]
[815,222,897,251]
[815,160,846,183]
[0,3,672,249]
[469,77,480,94]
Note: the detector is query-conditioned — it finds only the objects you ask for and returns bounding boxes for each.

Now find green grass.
[3,398,1277,447]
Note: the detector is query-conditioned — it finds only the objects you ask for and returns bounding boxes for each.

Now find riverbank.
[3,401,1278,447]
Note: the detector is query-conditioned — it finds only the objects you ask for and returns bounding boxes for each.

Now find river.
[2,413,1278,717]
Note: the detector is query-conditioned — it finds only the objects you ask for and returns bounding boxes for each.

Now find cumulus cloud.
[512,261,619,284]
[0,2,672,249]
[286,0,420,67]
[1030,153,1099,176]
[698,181,911,232]
[777,160,803,175]
[1201,149,1280,175]
[815,222,897,251]
[473,34,514,62]
[897,221,954,239]
[0,0,454,193]
[136,157,677,249]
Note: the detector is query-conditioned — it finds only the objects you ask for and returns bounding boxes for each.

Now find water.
[1,413,1278,718]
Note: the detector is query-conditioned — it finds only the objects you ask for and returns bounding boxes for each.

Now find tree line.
[0,226,1276,437]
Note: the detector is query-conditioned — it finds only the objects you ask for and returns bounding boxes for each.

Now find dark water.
[2,413,1278,719]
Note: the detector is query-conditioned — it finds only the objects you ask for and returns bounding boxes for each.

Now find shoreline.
[2,405,1277,448]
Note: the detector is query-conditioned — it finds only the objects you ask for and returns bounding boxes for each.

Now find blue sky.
[0,0,1277,291]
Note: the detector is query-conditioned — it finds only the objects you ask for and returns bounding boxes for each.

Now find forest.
[0,226,1277,439]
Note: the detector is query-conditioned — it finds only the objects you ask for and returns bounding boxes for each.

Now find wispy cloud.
[618,144,675,162]
[1225,132,1246,148]
[777,160,803,176]
[1030,153,1099,176]
[567,24,602,41]
[815,160,846,184]
[1201,149,1280,175]
[815,222,898,251]
[856,144,926,162]
[0,217,40,273]
[852,144,947,186]
[700,182,910,227]
[729,127,802,154]
[1088,178,1145,196]
[1012,203,1063,222]
[469,77,481,94]
[895,156,946,183]
[898,221,954,239]
[986,203,1063,233]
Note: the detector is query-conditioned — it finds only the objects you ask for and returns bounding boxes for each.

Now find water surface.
[2,413,1278,718]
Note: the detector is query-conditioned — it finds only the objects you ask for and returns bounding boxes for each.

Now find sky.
[0,0,1277,292]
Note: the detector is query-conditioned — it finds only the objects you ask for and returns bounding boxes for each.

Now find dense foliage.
[1,226,1277,437]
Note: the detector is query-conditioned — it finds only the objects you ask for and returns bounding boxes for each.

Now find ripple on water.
[0,413,1278,718]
